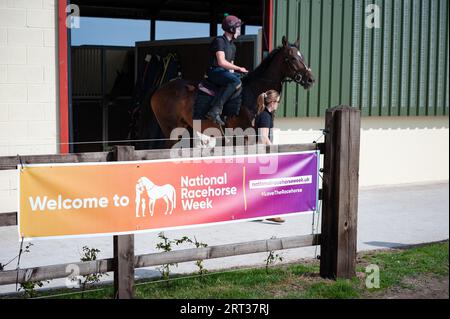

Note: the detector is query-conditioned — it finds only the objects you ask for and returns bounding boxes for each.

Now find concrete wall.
[274,116,449,187]
[0,0,58,212]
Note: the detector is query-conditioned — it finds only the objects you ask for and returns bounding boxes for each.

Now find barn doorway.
[68,1,267,153]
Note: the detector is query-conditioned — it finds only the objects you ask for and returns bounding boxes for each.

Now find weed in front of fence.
[0,242,34,272]
[176,236,208,275]
[19,280,50,298]
[264,237,283,273]
[12,243,52,298]
[156,233,209,283]
[77,246,107,298]
[156,232,182,283]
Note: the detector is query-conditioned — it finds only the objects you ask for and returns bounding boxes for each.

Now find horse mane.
[243,47,282,84]
[239,47,283,116]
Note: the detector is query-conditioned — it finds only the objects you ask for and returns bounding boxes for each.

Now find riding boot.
[206,105,226,126]
[206,88,226,126]
[206,83,239,126]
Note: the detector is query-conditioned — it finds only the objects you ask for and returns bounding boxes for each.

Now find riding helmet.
[222,15,242,34]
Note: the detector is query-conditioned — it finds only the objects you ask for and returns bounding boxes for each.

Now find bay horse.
[151,36,315,147]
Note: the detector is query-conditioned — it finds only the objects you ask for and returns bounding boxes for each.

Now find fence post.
[320,106,361,279]
[112,145,135,299]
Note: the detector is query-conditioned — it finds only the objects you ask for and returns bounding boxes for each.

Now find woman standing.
[255,90,280,145]
[254,90,285,223]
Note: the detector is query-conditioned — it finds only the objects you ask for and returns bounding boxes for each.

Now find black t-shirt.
[255,108,274,143]
[209,35,236,68]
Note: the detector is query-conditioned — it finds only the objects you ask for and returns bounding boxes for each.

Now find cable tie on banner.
[312,128,328,145]
[312,133,325,145]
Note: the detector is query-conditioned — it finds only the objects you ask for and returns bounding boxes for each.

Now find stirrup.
[206,112,225,126]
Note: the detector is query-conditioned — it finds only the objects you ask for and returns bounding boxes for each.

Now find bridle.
[283,50,311,84]
[239,47,312,121]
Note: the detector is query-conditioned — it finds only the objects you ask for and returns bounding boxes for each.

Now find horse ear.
[294,37,300,49]
[282,36,288,48]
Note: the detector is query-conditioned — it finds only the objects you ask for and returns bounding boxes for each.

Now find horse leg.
[141,199,146,218]
[150,199,156,217]
[154,116,191,149]
[195,131,217,148]
[163,197,170,215]
[135,191,142,218]
[148,199,152,217]
[171,189,176,214]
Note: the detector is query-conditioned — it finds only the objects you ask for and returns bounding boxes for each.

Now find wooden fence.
[0,106,361,299]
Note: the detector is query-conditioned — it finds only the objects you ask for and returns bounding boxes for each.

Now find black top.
[255,108,274,143]
[209,35,236,68]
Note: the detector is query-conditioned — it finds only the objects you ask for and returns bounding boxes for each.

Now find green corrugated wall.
[272,0,449,117]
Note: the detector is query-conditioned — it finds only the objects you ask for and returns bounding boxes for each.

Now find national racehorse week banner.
[18,151,319,240]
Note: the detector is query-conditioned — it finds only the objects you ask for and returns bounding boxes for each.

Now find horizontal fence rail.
[0,213,17,227]
[0,234,320,286]
[0,143,324,171]
[0,152,110,171]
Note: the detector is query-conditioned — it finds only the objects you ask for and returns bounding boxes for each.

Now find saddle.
[198,78,220,97]
[192,76,242,120]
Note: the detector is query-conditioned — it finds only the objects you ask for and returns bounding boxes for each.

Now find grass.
[3,241,448,299]
[358,241,449,290]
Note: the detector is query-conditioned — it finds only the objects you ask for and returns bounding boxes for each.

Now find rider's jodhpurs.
[207,67,241,110]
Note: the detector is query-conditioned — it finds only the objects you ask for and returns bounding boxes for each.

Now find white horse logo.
[135,177,176,218]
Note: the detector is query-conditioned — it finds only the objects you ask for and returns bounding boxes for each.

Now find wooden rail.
[0,143,324,171]
[0,212,17,227]
[0,152,110,171]
[0,234,320,286]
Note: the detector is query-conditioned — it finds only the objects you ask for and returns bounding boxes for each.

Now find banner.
[18,151,319,240]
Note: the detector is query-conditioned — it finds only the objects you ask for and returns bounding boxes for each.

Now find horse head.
[236,36,315,128]
[279,36,315,89]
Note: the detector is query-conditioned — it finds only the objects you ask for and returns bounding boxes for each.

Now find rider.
[205,14,249,126]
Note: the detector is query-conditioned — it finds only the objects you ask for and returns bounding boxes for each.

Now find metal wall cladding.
[272,0,449,117]
[71,46,135,98]
[71,47,103,98]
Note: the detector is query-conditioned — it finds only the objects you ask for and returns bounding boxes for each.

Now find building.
[0,0,448,213]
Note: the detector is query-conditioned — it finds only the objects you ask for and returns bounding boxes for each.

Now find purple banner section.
[238,151,319,220]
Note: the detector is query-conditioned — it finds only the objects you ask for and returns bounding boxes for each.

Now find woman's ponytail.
[256,90,281,116]
[256,93,266,115]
